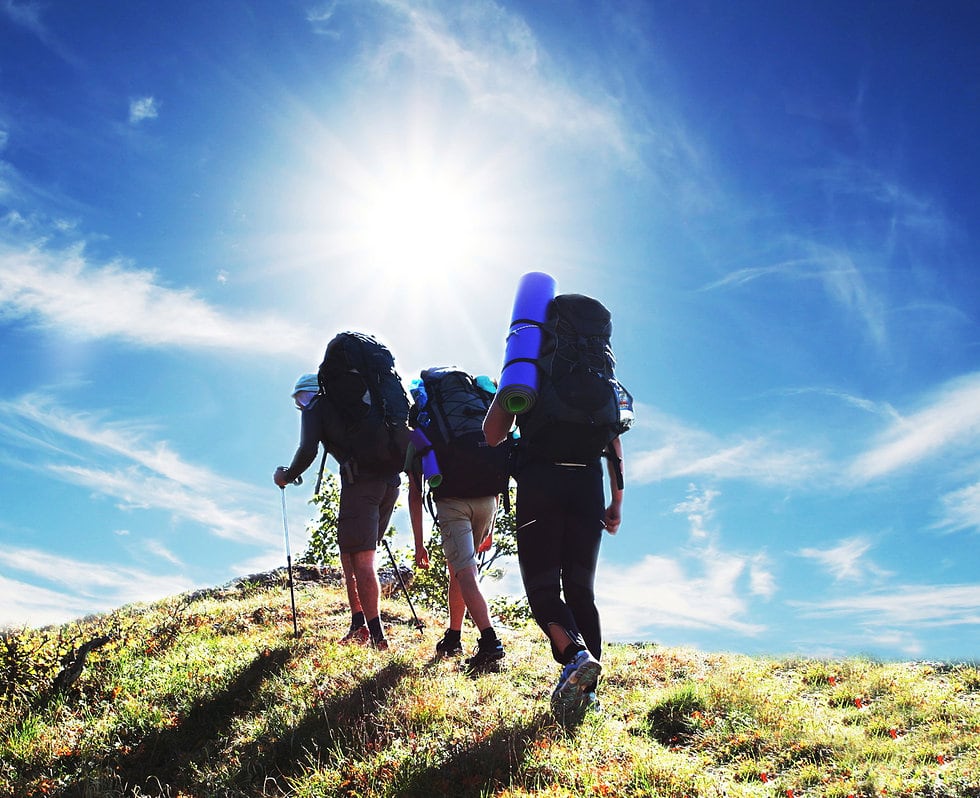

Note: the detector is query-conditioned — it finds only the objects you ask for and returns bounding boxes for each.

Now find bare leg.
[447,568,466,630]
[455,565,492,631]
[340,551,362,614]
[547,622,576,658]
[350,549,380,622]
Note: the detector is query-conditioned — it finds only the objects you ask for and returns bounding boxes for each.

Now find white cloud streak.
[935,481,980,535]
[0,548,194,628]
[797,536,889,582]
[704,245,886,349]
[598,485,774,639]
[628,406,825,486]
[369,0,637,165]
[0,394,275,545]
[793,584,980,629]
[0,242,309,352]
[851,372,980,481]
[598,552,766,638]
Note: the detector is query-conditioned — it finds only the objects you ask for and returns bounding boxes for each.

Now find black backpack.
[411,367,511,500]
[317,332,410,478]
[518,294,633,462]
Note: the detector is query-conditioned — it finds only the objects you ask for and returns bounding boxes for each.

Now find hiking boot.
[464,638,505,674]
[371,636,390,652]
[550,650,601,716]
[339,625,370,645]
[435,632,464,657]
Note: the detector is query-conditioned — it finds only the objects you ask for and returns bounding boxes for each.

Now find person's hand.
[477,532,493,553]
[602,503,621,535]
[273,467,290,488]
[414,545,430,569]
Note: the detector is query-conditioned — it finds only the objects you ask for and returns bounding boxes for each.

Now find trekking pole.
[278,476,303,638]
[381,538,425,635]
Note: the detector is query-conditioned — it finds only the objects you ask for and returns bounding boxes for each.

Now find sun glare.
[347,167,489,279]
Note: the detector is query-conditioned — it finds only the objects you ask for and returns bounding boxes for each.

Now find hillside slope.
[2,573,978,797]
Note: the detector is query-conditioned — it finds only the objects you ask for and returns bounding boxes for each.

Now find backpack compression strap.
[502,318,546,371]
[603,444,624,491]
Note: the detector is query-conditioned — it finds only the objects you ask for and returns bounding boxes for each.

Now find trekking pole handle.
[277,473,303,489]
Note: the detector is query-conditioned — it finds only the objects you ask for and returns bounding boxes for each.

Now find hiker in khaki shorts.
[406,367,511,673]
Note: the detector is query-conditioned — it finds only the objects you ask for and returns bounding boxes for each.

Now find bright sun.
[350,169,484,276]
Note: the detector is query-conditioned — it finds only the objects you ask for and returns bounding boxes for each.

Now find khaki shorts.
[338,477,399,554]
[435,496,498,575]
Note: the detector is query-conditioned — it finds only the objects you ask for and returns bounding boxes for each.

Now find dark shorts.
[337,477,399,554]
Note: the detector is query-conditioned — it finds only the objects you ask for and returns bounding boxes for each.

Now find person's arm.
[483,392,516,446]
[407,473,430,569]
[274,406,320,486]
[603,436,624,534]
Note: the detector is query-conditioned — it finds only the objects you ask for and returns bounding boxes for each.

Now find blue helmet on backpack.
[292,373,319,397]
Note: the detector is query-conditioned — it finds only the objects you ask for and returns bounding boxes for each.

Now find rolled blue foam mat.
[498,271,556,414]
[409,427,442,488]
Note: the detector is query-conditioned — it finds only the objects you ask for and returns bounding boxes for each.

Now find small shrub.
[644,683,707,746]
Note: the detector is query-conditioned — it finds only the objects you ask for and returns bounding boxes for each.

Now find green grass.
[2,578,978,797]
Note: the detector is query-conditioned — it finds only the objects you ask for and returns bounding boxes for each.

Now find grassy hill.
[2,571,978,797]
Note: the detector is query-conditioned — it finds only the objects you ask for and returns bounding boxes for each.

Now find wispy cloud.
[0,242,309,352]
[52,465,273,544]
[128,96,159,125]
[936,481,980,535]
[598,552,766,638]
[2,0,79,68]
[793,584,980,629]
[797,536,890,582]
[0,549,193,628]
[850,372,980,481]
[364,0,638,165]
[2,0,50,44]
[0,394,275,545]
[673,484,719,540]
[142,539,183,567]
[307,1,341,38]
[628,406,826,486]
[599,484,773,639]
[775,387,901,421]
[703,243,886,349]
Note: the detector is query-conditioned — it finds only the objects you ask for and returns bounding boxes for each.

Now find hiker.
[274,334,409,651]
[484,291,630,716]
[405,367,509,673]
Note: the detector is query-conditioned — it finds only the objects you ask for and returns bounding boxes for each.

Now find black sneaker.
[464,639,505,674]
[435,632,464,657]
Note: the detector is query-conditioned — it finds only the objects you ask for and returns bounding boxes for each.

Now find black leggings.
[515,459,605,664]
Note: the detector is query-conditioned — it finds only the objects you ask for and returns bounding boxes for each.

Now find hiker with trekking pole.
[273,332,411,651]
[484,274,633,719]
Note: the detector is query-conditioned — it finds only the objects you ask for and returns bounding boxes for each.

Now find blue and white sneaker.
[550,650,601,715]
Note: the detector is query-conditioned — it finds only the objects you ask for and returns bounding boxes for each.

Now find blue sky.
[2,0,979,661]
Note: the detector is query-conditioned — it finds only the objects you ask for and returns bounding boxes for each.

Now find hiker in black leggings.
[513,458,607,659]
[485,397,624,714]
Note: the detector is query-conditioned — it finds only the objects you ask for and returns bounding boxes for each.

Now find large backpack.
[518,294,633,463]
[411,367,511,500]
[317,332,410,478]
